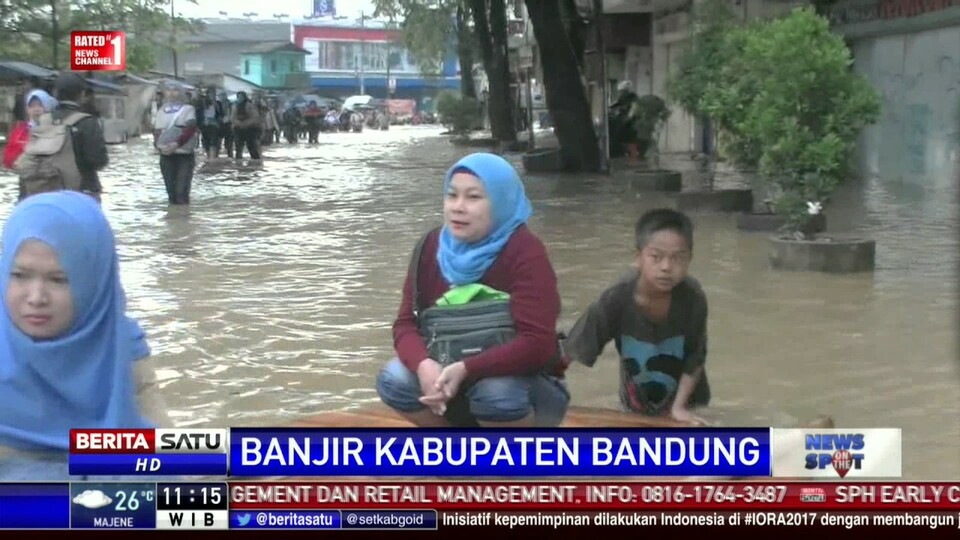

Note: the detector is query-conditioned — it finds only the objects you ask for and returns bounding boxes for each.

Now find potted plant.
[665,0,755,213]
[725,7,881,272]
[436,91,487,146]
[626,94,682,192]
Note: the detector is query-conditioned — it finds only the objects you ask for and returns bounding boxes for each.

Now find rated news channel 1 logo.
[70,31,126,71]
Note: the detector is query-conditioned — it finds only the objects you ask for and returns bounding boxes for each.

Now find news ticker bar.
[68,427,903,478]
[3,482,960,529]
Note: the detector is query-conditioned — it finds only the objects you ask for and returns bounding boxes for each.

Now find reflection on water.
[0,127,956,479]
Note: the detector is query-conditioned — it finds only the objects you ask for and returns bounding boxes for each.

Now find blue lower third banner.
[229,510,437,530]
[0,483,70,529]
[228,428,771,477]
[69,454,228,476]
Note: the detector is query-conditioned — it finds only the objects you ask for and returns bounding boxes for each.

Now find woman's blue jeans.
[376,357,570,427]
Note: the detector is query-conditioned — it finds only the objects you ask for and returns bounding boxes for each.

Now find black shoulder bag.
[407,228,566,371]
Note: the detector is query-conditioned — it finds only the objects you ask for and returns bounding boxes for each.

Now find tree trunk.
[525,0,600,171]
[456,3,477,100]
[560,0,586,69]
[469,0,516,143]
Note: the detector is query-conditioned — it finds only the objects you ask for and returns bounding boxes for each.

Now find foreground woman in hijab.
[0,192,170,480]
[376,152,569,427]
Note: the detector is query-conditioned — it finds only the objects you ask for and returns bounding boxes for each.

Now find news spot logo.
[70,31,125,71]
[799,487,826,503]
[804,433,864,478]
[769,428,901,479]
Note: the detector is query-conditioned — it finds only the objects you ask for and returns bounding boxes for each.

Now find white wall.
[851,25,960,186]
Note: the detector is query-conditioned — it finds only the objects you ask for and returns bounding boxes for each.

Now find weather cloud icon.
[73,490,113,509]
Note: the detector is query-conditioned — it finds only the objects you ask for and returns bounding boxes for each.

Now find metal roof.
[0,61,57,80]
[84,78,126,94]
[240,41,311,55]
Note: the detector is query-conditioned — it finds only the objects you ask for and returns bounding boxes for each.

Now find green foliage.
[436,90,479,135]
[0,0,202,72]
[666,0,738,115]
[633,95,670,160]
[691,8,881,237]
[373,0,472,80]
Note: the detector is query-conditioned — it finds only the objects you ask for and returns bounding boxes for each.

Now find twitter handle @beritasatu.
[238,511,337,528]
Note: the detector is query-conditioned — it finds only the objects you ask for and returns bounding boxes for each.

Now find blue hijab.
[437,153,533,286]
[0,192,152,452]
[25,89,58,127]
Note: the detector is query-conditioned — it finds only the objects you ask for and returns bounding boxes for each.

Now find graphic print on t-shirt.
[620,334,685,415]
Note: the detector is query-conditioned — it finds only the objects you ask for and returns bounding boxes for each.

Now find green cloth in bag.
[434,284,510,307]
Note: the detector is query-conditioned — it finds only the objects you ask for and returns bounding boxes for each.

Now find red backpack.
[2,121,30,169]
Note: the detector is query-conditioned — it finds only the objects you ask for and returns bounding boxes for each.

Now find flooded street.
[0,127,956,479]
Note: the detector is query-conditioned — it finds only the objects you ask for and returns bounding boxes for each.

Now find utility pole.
[50,0,58,69]
[359,11,366,94]
[171,0,179,78]
[385,17,396,100]
[592,0,610,173]
[522,4,535,150]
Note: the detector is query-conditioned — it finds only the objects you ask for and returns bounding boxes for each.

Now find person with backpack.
[4,89,58,200]
[13,74,108,203]
[153,81,198,205]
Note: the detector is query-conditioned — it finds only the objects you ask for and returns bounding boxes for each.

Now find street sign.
[388,77,397,91]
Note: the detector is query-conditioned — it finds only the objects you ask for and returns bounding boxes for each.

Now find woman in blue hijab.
[0,192,170,480]
[377,152,570,428]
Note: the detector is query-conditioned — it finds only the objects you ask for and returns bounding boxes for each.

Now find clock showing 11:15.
[156,483,229,511]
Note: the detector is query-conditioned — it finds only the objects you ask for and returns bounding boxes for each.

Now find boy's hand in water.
[670,405,707,426]
[417,359,445,415]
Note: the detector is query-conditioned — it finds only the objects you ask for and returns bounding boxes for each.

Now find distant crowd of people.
[2,75,395,207]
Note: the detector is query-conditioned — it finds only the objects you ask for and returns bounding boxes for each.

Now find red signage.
[70,31,126,71]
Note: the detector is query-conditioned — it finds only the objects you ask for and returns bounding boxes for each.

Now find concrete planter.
[768,235,876,273]
[737,212,826,233]
[522,148,564,173]
[676,189,754,213]
[630,169,682,192]
[712,162,759,186]
[450,137,498,148]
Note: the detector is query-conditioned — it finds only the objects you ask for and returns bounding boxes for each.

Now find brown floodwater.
[0,126,955,479]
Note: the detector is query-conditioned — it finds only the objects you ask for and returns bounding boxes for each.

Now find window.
[290,60,297,72]
[304,39,421,73]
[271,59,277,73]
[244,59,250,75]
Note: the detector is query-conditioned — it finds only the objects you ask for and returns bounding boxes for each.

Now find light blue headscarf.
[0,192,153,452]
[437,153,533,286]
[25,89,58,127]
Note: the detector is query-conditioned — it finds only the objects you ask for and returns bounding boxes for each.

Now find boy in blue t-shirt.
[563,208,711,424]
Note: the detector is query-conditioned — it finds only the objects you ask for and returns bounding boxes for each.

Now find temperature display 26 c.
[70,482,157,529]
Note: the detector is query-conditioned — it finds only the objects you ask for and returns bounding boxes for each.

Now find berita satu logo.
[70,31,126,71]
